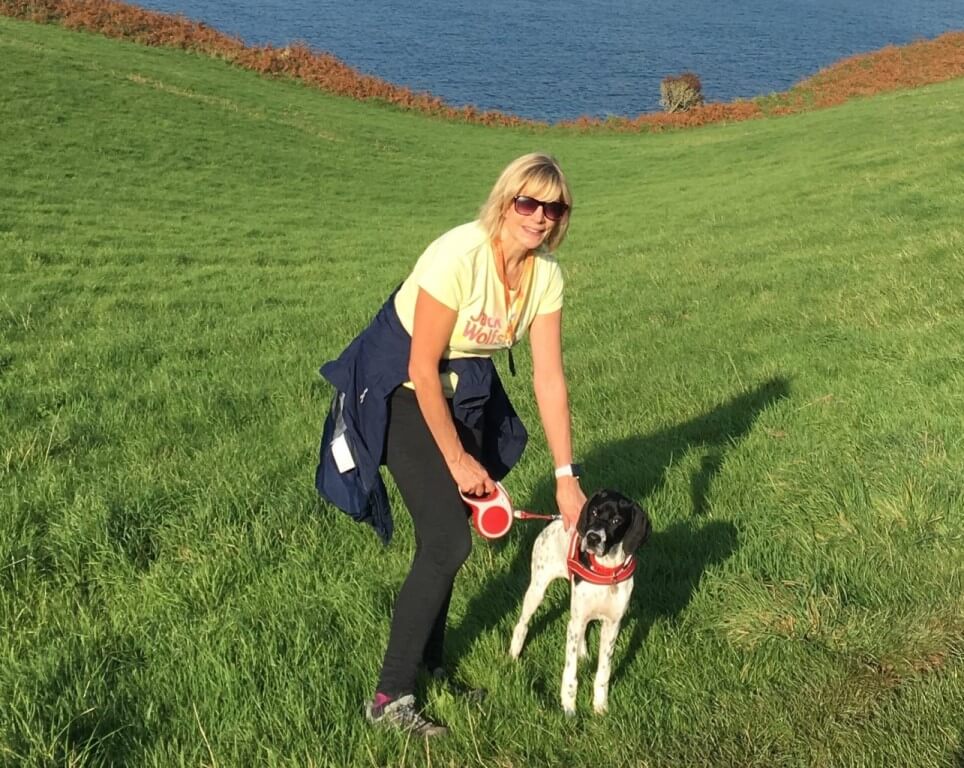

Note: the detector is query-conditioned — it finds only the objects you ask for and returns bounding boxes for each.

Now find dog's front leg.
[561,608,588,716]
[592,617,621,714]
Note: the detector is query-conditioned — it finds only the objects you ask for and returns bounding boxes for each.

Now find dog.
[509,489,651,715]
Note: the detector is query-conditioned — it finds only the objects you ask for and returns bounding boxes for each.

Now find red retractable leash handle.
[460,482,560,540]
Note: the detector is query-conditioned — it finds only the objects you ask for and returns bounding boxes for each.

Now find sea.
[132,0,964,122]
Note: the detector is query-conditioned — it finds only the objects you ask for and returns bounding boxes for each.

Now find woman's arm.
[409,288,495,497]
[529,309,586,530]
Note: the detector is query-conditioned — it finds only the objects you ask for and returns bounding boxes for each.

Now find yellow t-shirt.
[394,220,564,391]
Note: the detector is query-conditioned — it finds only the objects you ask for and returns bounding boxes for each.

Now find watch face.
[570,463,583,478]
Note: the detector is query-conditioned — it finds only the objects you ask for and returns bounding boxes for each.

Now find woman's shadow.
[447,376,791,679]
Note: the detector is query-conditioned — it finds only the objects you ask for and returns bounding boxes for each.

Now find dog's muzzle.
[582,528,608,556]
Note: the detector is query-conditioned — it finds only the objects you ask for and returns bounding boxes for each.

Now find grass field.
[2,14,963,768]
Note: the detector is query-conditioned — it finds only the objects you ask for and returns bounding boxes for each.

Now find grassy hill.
[1,14,963,768]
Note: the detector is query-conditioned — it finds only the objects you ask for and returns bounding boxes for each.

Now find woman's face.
[500,184,561,254]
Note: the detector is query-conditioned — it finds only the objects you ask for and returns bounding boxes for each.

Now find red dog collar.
[567,532,636,585]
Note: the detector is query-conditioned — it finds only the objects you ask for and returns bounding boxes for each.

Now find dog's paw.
[508,627,526,658]
[592,699,608,715]
[560,685,577,716]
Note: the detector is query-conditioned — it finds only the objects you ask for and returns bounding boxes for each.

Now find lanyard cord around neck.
[495,238,534,376]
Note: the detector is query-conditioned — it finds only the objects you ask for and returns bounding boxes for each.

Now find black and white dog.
[509,489,651,715]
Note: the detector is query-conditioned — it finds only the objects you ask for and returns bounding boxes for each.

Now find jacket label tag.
[331,433,356,473]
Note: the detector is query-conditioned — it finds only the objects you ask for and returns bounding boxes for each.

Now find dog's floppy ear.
[575,492,598,538]
[620,497,651,556]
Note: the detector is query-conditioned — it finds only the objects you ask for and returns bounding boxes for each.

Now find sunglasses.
[512,195,569,222]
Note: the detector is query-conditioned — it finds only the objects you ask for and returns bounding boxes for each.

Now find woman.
[316,152,586,736]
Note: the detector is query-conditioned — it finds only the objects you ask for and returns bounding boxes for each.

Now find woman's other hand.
[447,451,495,498]
[556,476,586,531]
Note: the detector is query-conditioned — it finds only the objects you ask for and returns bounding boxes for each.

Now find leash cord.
[513,510,560,521]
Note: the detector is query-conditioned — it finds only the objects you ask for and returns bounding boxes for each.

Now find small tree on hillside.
[660,72,704,112]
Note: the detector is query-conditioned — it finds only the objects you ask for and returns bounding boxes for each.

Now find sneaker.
[365,693,448,737]
[429,668,487,704]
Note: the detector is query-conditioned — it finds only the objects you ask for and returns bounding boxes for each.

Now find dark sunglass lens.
[544,202,568,221]
[514,196,539,216]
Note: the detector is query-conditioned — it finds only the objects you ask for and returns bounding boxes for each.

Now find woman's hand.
[447,451,495,498]
[556,476,586,531]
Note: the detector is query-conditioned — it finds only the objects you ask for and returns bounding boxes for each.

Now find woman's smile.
[501,191,553,255]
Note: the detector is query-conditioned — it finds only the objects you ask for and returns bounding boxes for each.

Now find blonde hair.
[478,153,573,252]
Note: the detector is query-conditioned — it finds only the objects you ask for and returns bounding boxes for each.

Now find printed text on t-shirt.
[463,309,507,346]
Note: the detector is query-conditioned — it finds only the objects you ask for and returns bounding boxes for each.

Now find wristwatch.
[554,463,583,479]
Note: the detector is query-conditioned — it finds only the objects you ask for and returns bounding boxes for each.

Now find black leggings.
[376,386,482,697]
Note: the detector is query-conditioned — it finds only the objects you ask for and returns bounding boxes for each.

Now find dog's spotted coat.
[509,489,650,715]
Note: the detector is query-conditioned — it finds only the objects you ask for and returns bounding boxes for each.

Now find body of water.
[134,0,964,122]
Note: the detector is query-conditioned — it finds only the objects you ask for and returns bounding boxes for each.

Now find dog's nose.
[586,531,602,548]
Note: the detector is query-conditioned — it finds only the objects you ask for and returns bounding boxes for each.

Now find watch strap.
[554,463,583,479]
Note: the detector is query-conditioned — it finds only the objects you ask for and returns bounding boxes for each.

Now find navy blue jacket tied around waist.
[315,293,528,544]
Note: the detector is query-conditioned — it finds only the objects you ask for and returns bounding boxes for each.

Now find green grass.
[2,15,963,768]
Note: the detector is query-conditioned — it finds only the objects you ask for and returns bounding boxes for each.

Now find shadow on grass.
[447,376,791,683]
[7,631,161,766]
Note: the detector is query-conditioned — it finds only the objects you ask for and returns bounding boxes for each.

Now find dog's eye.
[612,515,622,525]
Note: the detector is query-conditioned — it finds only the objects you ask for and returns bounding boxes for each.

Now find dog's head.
[576,489,651,559]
